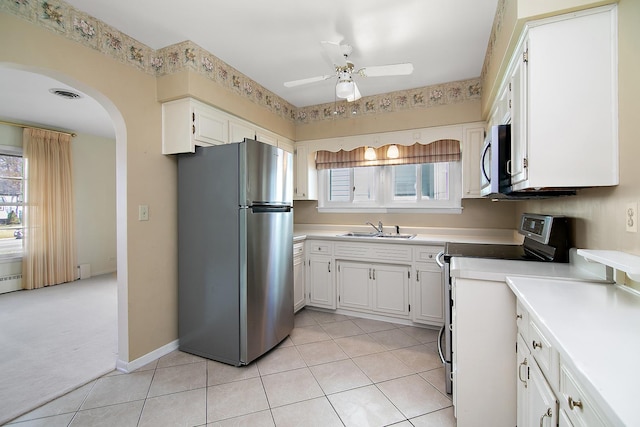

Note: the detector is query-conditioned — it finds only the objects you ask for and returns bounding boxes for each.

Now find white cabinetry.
[229,119,256,143]
[162,98,228,154]
[507,6,618,191]
[162,97,294,155]
[516,298,607,427]
[461,124,485,199]
[451,277,516,427]
[305,241,335,309]
[293,145,317,200]
[293,242,305,312]
[412,247,444,326]
[337,261,410,317]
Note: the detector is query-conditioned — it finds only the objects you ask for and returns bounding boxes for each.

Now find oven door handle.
[435,251,445,268]
[437,325,446,364]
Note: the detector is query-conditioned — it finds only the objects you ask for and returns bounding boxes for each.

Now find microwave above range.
[480,124,576,200]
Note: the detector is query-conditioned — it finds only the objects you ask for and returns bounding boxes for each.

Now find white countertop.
[506,276,640,426]
[294,224,522,246]
[450,256,606,283]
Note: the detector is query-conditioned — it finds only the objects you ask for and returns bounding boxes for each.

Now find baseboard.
[116,339,179,373]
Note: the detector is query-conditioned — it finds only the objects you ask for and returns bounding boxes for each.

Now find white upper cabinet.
[162,98,229,154]
[461,123,485,199]
[162,97,293,155]
[293,144,318,200]
[507,5,618,191]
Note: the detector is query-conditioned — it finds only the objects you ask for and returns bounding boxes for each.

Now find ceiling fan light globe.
[336,80,354,99]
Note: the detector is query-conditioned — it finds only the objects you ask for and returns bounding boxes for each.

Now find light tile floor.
[6,309,456,427]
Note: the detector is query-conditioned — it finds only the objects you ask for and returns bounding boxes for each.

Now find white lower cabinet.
[293,242,305,312]
[515,300,608,427]
[528,356,558,427]
[305,240,335,309]
[337,261,410,318]
[412,262,443,326]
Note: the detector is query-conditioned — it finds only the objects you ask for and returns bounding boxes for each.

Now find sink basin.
[339,232,416,239]
[340,231,380,238]
[379,233,416,239]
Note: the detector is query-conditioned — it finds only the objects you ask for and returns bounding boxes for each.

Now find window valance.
[315,140,461,170]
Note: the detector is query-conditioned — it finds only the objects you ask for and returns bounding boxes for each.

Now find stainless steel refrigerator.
[177,139,294,366]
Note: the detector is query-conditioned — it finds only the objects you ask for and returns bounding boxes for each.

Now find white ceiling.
[1,0,498,139]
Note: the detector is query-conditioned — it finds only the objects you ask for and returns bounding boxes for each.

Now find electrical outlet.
[626,202,637,233]
[138,205,149,221]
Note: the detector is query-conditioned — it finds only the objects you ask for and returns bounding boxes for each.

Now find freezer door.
[240,206,294,364]
[241,139,293,206]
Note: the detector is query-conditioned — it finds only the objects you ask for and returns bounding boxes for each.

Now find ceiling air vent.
[49,88,82,100]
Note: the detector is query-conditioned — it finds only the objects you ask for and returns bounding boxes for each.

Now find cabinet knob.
[532,340,543,350]
[568,396,583,410]
[516,314,523,319]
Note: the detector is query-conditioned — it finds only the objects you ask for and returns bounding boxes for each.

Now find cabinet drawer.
[307,241,332,255]
[529,320,559,390]
[294,242,304,257]
[413,246,443,263]
[560,363,606,427]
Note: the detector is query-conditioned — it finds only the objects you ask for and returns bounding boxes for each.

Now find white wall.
[72,133,116,276]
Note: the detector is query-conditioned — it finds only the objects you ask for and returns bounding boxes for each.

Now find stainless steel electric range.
[436,213,570,394]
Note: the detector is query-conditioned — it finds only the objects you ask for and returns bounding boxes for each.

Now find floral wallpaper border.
[1,0,484,125]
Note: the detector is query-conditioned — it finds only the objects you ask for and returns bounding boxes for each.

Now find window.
[319,161,461,213]
[0,145,24,258]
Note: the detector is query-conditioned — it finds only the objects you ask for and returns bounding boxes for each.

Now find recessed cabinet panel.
[337,261,371,311]
[306,254,335,309]
[413,263,443,325]
[372,264,409,317]
[193,107,228,146]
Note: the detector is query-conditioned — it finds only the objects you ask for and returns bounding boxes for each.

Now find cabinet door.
[337,261,371,311]
[509,40,528,187]
[294,145,317,200]
[528,359,558,427]
[293,244,305,312]
[193,106,228,146]
[256,131,277,147]
[229,120,255,143]
[372,264,409,317]
[461,125,485,199]
[307,255,335,309]
[413,262,443,325]
[517,333,531,427]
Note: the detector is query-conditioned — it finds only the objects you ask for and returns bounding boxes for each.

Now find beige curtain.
[22,128,77,290]
[315,140,461,170]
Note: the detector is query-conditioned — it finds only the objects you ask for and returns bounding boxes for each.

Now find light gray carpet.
[0,273,117,425]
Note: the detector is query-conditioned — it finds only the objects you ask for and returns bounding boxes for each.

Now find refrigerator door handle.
[250,205,292,213]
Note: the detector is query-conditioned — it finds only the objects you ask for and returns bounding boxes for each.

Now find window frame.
[0,144,24,260]
[318,161,462,214]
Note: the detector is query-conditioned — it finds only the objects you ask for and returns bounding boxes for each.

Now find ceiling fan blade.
[346,82,362,102]
[284,74,334,88]
[358,63,414,77]
[321,41,348,67]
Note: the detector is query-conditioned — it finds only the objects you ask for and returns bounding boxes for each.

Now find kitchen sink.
[339,232,416,239]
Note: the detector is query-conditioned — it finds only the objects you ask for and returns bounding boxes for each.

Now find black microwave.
[480,124,511,197]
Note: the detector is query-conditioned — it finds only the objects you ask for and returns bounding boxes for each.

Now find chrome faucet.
[366,221,383,234]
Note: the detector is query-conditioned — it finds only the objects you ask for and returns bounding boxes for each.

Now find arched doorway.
[0,63,128,423]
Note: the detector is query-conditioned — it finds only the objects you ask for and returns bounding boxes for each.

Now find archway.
[0,63,128,422]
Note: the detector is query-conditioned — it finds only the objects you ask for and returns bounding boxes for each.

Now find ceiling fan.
[283,41,414,102]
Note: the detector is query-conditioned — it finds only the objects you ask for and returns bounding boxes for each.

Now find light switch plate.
[139,205,149,221]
